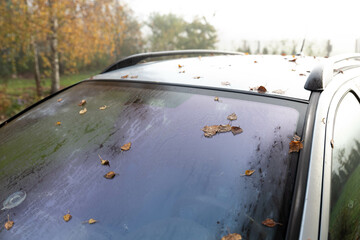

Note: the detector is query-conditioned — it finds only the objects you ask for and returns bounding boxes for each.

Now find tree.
[147,13,217,51]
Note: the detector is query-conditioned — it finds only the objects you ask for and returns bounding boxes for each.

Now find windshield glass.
[0,81,306,239]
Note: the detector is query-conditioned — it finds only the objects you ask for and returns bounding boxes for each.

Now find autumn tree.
[147,13,217,51]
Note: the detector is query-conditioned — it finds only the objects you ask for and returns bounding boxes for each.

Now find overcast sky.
[126,0,360,54]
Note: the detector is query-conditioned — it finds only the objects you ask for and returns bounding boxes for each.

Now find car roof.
[93,54,324,101]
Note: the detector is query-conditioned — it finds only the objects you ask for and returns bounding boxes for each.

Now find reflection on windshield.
[0,81,301,240]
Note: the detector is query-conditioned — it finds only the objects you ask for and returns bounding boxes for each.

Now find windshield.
[0,81,306,239]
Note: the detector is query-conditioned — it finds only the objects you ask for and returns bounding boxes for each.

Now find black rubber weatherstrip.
[285,91,321,240]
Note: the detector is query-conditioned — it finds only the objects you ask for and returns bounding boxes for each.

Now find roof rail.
[101,50,244,74]
[304,54,360,91]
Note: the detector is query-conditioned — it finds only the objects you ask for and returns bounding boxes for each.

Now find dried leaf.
[130,75,138,78]
[63,213,72,222]
[121,75,129,79]
[178,64,184,68]
[98,154,110,167]
[241,170,255,176]
[179,70,185,73]
[272,89,285,95]
[79,108,87,115]
[254,61,258,63]
[218,124,231,133]
[99,105,107,110]
[56,121,61,125]
[330,139,334,148]
[257,86,267,93]
[193,76,201,79]
[83,218,97,224]
[214,97,219,102]
[202,125,219,137]
[231,126,243,135]
[57,98,63,102]
[299,73,306,76]
[221,233,242,240]
[78,99,86,106]
[262,218,282,227]
[104,171,116,179]
[121,142,131,151]
[289,140,303,153]
[4,215,14,230]
[227,113,237,121]
[289,58,297,63]
[221,81,231,86]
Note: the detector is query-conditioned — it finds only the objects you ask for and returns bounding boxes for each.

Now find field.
[0,70,98,122]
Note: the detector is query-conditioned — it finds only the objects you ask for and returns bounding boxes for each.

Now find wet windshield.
[0,81,306,239]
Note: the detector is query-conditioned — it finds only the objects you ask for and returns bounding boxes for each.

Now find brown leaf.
[4,215,14,230]
[241,170,255,176]
[57,98,63,102]
[299,73,306,76]
[98,154,110,167]
[121,142,131,151]
[130,75,138,78]
[218,124,231,133]
[202,125,219,138]
[214,97,219,102]
[78,99,86,106]
[262,218,282,227]
[63,213,72,222]
[257,86,267,93]
[221,233,242,240]
[99,105,107,110]
[79,108,87,115]
[289,58,297,63]
[178,64,184,68]
[231,126,243,135]
[221,81,231,86]
[289,140,303,153]
[254,61,257,63]
[193,76,201,79]
[330,139,334,148]
[104,171,116,179]
[227,113,237,121]
[121,75,129,79]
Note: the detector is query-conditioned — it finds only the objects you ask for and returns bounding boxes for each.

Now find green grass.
[329,164,360,239]
[0,70,99,121]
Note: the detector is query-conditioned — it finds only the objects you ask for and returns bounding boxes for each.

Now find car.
[0,50,360,240]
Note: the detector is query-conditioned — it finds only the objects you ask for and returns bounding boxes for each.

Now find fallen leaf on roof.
[83,218,97,224]
[231,126,243,135]
[221,81,231,86]
[262,218,282,227]
[193,76,201,79]
[104,171,116,179]
[57,98,63,102]
[241,170,255,176]
[272,89,285,95]
[289,58,297,63]
[121,75,129,79]
[121,142,131,151]
[227,113,237,121]
[99,105,107,110]
[79,108,87,115]
[221,233,242,240]
[63,212,72,222]
[289,139,303,153]
[56,121,61,125]
[78,99,86,106]
[130,75,138,78]
[98,154,110,167]
[257,86,267,93]
[214,97,219,101]
[254,61,258,63]
[178,64,184,68]
[330,139,334,148]
[4,215,14,230]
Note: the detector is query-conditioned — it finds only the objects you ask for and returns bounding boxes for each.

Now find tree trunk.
[32,37,42,97]
[49,0,60,94]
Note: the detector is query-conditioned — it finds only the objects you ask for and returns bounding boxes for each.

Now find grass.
[0,70,99,122]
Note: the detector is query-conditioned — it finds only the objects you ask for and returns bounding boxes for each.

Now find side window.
[329,92,360,239]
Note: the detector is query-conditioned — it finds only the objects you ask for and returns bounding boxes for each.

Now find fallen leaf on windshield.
[99,105,107,110]
[104,171,117,179]
[227,113,237,121]
[257,86,267,93]
[218,124,231,133]
[214,97,219,101]
[241,169,255,176]
[98,154,110,167]
[78,99,86,106]
[221,81,231,86]
[56,121,61,125]
[178,64,184,68]
[254,61,257,63]
[121,75,129,79]
[231,126,243,135]
[63,212,72,222]
[83,218,97,224]
[221,233,242,240]
[121,142,131,151]
[79,108,87,115]
[289,139,303,153]
[202,125,219,137]
[57,98,63,102]
[4,215,14,230]
[262,218,282,227]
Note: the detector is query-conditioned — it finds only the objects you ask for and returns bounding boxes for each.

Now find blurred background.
[1,0,359,121]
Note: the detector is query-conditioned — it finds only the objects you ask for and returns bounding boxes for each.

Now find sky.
[125,0,360,55]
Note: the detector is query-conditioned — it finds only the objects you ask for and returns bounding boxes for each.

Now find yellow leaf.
[121,142,131,151]
[63,213,72,222]
[79,108,87,115]
[4,215,14,230]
